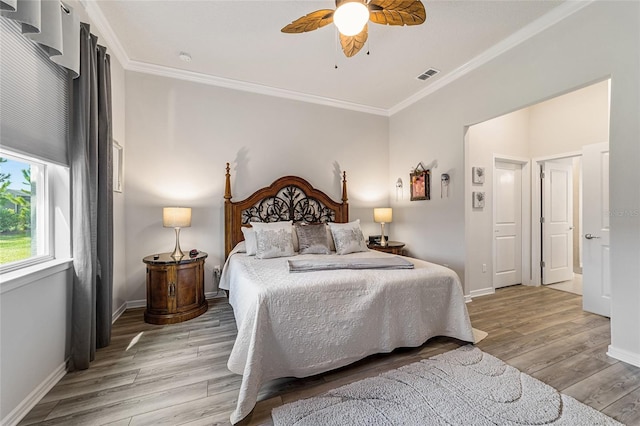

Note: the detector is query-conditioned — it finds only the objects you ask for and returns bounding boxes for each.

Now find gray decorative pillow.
[251,221,295,259]
[295,223,330,254]
[328,220,368,255]
[241,227,257,256]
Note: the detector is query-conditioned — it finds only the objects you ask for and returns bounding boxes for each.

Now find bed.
[219,164,474,424]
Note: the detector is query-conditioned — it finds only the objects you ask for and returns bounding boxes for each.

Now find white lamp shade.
[333,1,369,36]
[373,208,392,223]
[163,207,192,228]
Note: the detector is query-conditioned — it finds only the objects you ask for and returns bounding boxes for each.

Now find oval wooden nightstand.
[367,241,405,256]
[143,251,208,325]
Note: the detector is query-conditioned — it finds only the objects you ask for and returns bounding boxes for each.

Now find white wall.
[109,49,127,317]
[389,1,640,363]
[529,80,610,158]
[466,109,530,293]
[124,72,389,302]
[0,269,70,422]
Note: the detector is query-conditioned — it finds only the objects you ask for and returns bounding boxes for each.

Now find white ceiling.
[89,1,571,114]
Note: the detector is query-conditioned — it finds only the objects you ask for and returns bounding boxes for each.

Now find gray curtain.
[68,22,113,371]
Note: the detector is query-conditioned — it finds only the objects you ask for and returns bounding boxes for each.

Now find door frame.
[492,155,531,287]
[531,150,581,286]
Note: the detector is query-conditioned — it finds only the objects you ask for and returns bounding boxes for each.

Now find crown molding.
[80,0,591,118]
[78,1,387,116]
[79,0,130,67]
[388,0,593,116]
[127,60,389,116]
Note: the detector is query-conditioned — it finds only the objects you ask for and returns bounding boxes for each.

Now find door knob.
[585,233,600,239]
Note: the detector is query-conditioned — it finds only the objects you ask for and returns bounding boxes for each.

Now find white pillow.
[251,221,295,259]
[328,220,368,255]
[292,226,299,252]
[241,227,257,256]
[234,241,247,253]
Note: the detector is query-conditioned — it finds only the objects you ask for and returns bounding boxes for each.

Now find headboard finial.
[342,171,348,203]
[224,163,232,201]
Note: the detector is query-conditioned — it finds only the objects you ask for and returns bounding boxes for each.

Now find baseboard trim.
[1,360,67,426]
[464,295,472,303]
[126,299,146,309]
[469,287,496,298]
[607,345,640,368]
[112,301,127,324]
[206,290,226,299]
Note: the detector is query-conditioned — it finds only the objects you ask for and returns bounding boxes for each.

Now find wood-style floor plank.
[19,286,640,426]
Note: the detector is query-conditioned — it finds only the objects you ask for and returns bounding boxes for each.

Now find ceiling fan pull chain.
[334,29,339,69]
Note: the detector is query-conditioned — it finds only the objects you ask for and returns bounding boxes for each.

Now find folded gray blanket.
[288,256,414,273]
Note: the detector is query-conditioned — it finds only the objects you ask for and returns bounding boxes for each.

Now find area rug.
[272,345,621,425]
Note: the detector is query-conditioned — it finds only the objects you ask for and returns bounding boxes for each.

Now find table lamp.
[163,207,192,258]
[373,207,392,247]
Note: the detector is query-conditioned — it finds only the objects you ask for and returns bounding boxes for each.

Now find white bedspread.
[219,249,474,424]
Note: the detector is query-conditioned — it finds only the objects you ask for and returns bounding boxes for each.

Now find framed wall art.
[472,191,485,208]
[472,166,485,184]
[410,164,430,201]
[113,140,123,193]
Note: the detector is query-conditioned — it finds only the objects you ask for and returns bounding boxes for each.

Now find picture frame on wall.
[472,191,485,208]
[472,166,485,184]
[410,166,430,201]
[113,141,123,193]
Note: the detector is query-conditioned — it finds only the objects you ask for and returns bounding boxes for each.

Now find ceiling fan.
[281,0,426,58]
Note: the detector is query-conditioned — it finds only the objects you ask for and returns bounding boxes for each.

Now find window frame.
[0,150,54,274]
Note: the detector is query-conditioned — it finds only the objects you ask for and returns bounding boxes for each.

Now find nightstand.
[143,251,208,325]
[368,241,405,255]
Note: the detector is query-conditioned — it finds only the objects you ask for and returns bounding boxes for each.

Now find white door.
[542,161,574,284]
[582,142,610,317]
[494,161,522,288]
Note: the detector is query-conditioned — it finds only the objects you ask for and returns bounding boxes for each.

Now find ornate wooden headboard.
[224,163,349,258]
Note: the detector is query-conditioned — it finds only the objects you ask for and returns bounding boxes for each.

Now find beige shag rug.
[272,345,621,425]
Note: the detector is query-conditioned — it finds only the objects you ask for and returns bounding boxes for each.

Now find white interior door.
[542,161,574,284]
[582,142,610,317]
[494,161,522,288]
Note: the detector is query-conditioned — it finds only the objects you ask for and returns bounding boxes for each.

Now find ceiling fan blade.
[281,9,335,33]
[369,0,426,26]
[339,24,368,58]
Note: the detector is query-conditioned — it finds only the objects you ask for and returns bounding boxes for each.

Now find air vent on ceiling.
[417,68,439,81]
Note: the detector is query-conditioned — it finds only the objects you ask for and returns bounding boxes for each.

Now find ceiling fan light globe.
[333,2,369,36]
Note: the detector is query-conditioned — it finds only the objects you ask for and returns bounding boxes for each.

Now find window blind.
[0,17,69,166]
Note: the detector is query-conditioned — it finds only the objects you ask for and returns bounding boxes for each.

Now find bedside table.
[368,241,405,255]
[143,251,208,325]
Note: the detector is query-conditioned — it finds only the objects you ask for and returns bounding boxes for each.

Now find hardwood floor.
[19,285,640,425]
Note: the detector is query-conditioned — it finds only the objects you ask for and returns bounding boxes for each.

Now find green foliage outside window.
[0,156,33,265]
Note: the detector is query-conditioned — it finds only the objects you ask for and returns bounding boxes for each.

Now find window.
[0,150,50,271]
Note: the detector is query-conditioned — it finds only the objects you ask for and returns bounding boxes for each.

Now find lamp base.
[171,227,184,259]
[380,222,387,247]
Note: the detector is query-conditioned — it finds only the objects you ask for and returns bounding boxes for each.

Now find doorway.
[464,79,610,303]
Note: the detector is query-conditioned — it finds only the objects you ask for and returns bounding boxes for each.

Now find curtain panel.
[68,22,113,371]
